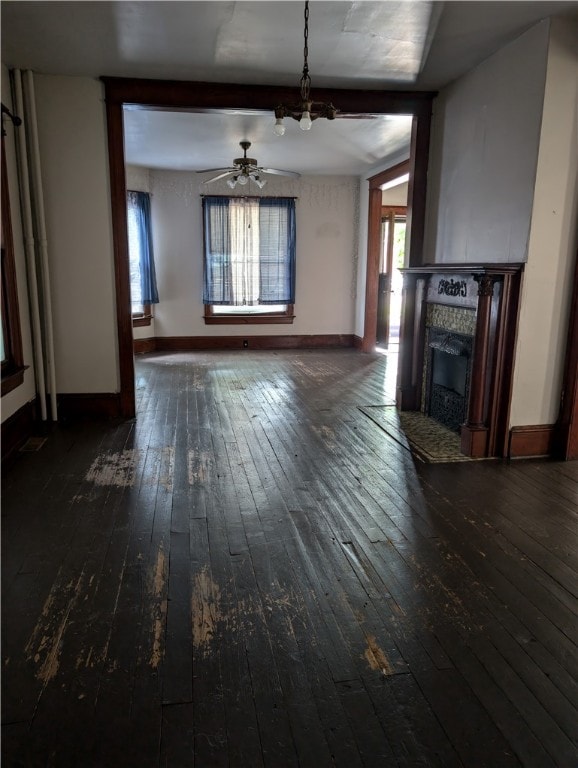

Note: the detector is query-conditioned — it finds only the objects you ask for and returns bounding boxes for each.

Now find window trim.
[202,195,296,318]
[204,304,294,325]
[1,125,26,397]
[127,190,158,327]
[132,302,153,327]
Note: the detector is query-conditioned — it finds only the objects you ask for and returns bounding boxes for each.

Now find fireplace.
[398,264,524,458]
[426,330,473,432]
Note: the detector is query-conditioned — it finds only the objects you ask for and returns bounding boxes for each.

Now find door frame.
[377,205,408,346]
[361,114,431,353]
[102,77,435,417]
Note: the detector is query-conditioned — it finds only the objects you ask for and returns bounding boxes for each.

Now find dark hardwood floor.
[2,349,577,767]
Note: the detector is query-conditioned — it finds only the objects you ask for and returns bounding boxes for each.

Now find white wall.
[126,165,150,194]
[149,171,359,337]
[355,177,370,338]
[1,64,37,423]
[510,16,578,426]
[34,74,118,393]
[382,182,408,207]
[424,21,550,265]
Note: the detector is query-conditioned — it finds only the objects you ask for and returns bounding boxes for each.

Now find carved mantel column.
[460,274,498,457]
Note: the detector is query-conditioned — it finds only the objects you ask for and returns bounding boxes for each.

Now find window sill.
[204,314,295,325]
[133,315,153,328]
[133,304,153,328]
[204,305,294,325]
[1,365,27,397]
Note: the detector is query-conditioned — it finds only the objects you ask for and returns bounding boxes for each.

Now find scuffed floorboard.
[2,349,577,767]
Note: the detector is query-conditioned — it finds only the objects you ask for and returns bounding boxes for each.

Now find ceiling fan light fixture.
[226,172,266,190]
[273,1,337,135]
[197,140,300,185]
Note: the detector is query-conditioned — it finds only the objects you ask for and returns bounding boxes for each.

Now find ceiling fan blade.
[204,170,236,183]
[196,167,235,174]
[260,168,301,178]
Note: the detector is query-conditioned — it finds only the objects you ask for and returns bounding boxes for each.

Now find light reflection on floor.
[374,344,399,404]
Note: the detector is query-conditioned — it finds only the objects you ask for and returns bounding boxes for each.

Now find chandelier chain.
[273,0,336,131]
[303,1,309,75]
[300,1,311,101]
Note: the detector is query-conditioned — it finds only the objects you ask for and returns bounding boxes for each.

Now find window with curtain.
[202,196,296,324]
[127,190,159,326]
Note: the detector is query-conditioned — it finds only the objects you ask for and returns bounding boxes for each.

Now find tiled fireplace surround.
[397,264,524,458]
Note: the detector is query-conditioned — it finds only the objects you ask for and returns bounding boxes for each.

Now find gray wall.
[424,21,550,265]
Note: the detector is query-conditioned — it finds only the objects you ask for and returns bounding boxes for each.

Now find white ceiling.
[121,109,414,174]
[2,1,577,175]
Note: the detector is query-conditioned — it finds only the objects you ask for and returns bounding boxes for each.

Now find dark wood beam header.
[101,76,436,117]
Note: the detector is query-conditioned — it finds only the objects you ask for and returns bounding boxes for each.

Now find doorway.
[361,143,431,357]
[376,207,406,349]
[103,80,434,417]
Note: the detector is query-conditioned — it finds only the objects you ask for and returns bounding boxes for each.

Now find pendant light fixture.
[273,1,337,135]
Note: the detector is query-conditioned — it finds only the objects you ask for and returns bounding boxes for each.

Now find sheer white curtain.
[203,196,296,307]
[230,200,260,305]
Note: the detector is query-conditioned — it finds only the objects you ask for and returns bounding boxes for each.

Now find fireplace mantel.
[397,262,524,458]
[402,263,524,275]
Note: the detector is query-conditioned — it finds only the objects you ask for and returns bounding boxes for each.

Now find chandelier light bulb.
[254,177,266,189]
[299,110,312,131]
[237,174,249,185]
[227,177,237,189]
[273,117,286,136]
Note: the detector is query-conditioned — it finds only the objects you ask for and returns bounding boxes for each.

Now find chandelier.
[273,0,337,135]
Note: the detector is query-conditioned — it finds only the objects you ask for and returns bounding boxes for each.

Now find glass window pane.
[127,201,143,312]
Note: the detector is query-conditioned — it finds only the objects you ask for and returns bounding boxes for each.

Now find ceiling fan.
[197,140,301,189]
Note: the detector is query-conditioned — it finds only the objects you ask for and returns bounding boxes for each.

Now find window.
[1,124,25,396]
[127,190,158,326]
[202,196,296,324]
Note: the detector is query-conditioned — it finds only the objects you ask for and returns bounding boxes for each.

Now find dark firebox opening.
[426,331,473,434]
